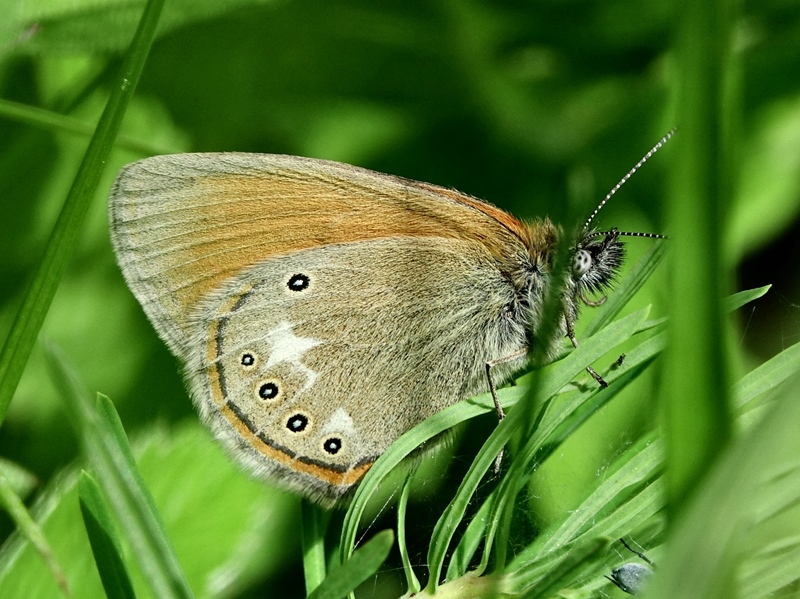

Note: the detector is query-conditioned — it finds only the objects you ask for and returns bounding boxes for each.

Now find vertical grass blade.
[45,341,194,599]
[397,471,421,595]
[301,499,331,596]
[78,472,136,599]
[664,0,737,512]
[0,0,165,425]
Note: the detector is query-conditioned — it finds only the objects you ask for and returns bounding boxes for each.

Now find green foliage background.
[1,0,799,597]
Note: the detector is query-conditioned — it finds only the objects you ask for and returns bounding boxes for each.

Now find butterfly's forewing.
[109,153,540,502]
[109,154,533,356]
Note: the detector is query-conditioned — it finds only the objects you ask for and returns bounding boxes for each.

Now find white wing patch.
[264,320,321,366]
[264,320,321,393]
[322,408,355,435]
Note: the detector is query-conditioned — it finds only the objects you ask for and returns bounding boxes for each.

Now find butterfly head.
[566,128,675,309]
[570,227,625,305]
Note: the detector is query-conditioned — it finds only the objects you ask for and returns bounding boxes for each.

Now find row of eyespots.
[238,354,342,456]
[239,273,343,455]
[286,414,343,455]
[239,354,278,402]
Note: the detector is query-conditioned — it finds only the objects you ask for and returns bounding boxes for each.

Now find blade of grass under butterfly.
[78,472,136,599]
[446,320,667,580]
[301,499,331,596]
[512,537,610,599]
[397,469,421,595]
[0,0,164,426]
[484,312,653,573]
[444,484,496,581]
[485,367,642,576]
[0,470,70,597]
[338,384,527,565]
[424,307,650,591]
[45,341,193,599]
[307,530,393,599]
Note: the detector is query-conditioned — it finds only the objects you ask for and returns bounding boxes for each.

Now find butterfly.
[109,131,670,505]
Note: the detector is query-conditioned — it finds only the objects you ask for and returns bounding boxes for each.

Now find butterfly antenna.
[584,229,669,241]
[583,128,676,231]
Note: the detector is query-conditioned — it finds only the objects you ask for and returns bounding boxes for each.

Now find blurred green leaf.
[2,0,274,56]
[0,420,297,599]
[300,499,330,596]
[648,377,800,599]
[0,458,38,501]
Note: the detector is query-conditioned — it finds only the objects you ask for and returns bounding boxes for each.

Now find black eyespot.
[258,382,279,400]
[241,353,256,367]
[287,413,308,432]
[323,437,342,455]
[288,274,310,291]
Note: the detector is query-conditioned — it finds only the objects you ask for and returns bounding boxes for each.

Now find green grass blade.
[397,471,421,595]
[0,0,165,426]
[733,339,800,412]
[517,438,662,565]
[78,472,136,599]
[444,493,493,581]
[512,537,610,599]
[301,499,331,596]
[723,285,770,312]
[663,0,736,515]
[0,470,70,597]
[0,458,38,502]
[44,341,194,599]
[307,530,393,599]
[0,98,174,156]
[742,539,800,599]
[481,366,645,577]
[424,307,651,589]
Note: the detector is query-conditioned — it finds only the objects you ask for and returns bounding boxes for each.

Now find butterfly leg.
[618,538,655,567]
[485,348,528,474]
[565,318,609,388]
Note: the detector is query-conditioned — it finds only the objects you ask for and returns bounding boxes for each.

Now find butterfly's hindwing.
[187,237,529,502]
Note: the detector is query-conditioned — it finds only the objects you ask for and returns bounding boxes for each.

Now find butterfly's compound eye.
[573,249,592,277]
